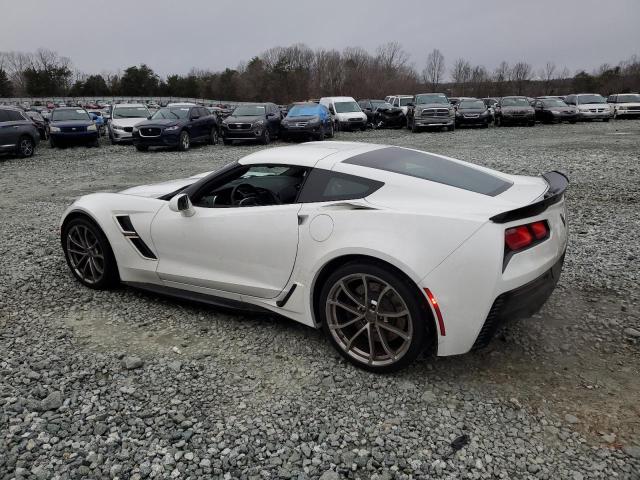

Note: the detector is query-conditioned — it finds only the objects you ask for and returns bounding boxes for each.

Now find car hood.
[110,117,148,128]
[224,115,264,123]
[119,172,212,198]
[50,119,94,127]
[135,118,181,128]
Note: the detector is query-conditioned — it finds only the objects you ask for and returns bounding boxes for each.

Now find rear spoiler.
[490,171,569,224]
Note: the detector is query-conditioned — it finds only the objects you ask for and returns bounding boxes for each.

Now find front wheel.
[17,136,35,157]
[209,128,219,145]
[327,122,335,138]
[62,217,119,289]
[178,131,190,151]
[319,261,432,372]
[261,129,271,145]
[410,120,419,133]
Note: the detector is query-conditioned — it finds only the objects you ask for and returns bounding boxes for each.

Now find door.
[150,164,307,299]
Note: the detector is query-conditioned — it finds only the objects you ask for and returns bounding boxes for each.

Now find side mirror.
[266,113,275,118]
[169,193,195,217]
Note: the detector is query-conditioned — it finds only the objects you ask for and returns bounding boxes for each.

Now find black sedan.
[533,98,578,124]
[454,98,492,128]
[48,108,100,148]
[132,105,219,152]
[494,96,536,127]
[358,100,405,128]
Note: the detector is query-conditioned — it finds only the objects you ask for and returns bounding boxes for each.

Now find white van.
[319,96,367,131]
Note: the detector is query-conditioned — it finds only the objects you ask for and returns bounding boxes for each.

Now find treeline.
[1,45,639,102]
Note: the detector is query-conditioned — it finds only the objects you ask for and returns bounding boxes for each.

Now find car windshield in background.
[372,101,393,109]
[51,109,90,121]
[233,105,266,116]
[543,99,568,107]
[617,94,640,102]
[334,101,361,113]
[415,94,448,105]
[288,105,320,116]
[344,146,512,196]
[399,98,413,106]
[501,98,530,107]
[113,107,150,119]
[577,95,605,104]
[460,100,486,109]
[151,107,189,120]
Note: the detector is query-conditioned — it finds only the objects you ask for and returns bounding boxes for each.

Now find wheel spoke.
[375,324,396,359]
[339,281,365,309]
[345,324,368,351]
[361,275,369,305]
[376,285,391,307]
[91,257,104,275]
[329,314,364,330]
[378,309,409,319]
[71,252,88,268]
[67,247,86,256]
[377,322,410,340]
[328,299,361,317]
[366,324,375,364]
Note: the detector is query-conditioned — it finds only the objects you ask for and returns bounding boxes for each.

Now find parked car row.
[2,91,638,158]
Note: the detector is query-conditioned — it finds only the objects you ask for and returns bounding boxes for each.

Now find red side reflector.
[505,226,533,251]
[424,288,445,336]
[530,221,548,240]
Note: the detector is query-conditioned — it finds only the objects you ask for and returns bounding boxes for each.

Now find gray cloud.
[1,0,638,78]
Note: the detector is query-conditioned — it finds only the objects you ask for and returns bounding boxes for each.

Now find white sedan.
[60,142,569,372]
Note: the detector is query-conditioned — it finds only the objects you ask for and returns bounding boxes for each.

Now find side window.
[298,168,384,203]
[5,110,24,121]
[0,110,9,122]
[200,107,210,117]
[392,98,399,107]
[191,164,310,208]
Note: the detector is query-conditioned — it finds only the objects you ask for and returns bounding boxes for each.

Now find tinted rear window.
[343,147,512,196]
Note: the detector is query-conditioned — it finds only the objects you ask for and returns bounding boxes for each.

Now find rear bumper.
[472,253,564,350]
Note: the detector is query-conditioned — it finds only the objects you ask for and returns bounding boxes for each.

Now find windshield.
[577,95,605,104]
[459,100,485,109]
[372,101,393,109]
[415,94,448,105]
[51,109,90,121]
[399,97,413,106]
[113,106,150,119]
[501,97,530,107]
[232,105,266,116]
[542,99,568,107]
[151,107,189,120]
[288,105,320,117]
[334,101,361,113]
[616,94,640,103]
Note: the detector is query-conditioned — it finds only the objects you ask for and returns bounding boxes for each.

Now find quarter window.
[297,168,383,203]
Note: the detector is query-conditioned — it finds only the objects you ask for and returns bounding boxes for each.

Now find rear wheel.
[178,131,190,151]
[319,261,432,372]
[62,217,119,289]
[17,136,35,157]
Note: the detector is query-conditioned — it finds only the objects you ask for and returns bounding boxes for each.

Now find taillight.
[504,221,549,252]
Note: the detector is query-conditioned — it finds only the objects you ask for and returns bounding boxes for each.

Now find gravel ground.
[1,121,639,479]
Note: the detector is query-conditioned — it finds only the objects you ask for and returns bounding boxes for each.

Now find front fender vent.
[114,215,157,260]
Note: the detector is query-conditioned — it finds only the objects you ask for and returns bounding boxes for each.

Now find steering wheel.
[230,183,260,206]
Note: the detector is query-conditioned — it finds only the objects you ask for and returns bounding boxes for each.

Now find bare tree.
[511,61,533,95]
[450,58,471,94]
[540,61,556,94]
[422,48,445,90]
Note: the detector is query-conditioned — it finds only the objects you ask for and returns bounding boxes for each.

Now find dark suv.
[0,107,40,157]
[221,103,281,145]
[494,96,536,127]
[132,104,219,152]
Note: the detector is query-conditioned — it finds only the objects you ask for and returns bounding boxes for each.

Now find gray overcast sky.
[1,0,639,78]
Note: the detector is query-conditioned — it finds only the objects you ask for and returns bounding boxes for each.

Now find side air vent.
[114,215,157,260]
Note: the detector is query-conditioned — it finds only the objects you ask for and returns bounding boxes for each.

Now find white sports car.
[61,142,569,371]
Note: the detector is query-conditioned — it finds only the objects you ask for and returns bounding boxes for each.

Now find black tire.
[261,129,271,145]
[319,260,433,373]
[327,122,335,138]
[410,119,419,133]
[91,137,100,147]
[135,145,148,152]
[178,131,190,151]
[315,126,325,141]
[447,123,456,132]
[209,127,219,145]
[61,216,119,290]
[495,117,502,127]
[49,137,57,148]
[17,136,35,157]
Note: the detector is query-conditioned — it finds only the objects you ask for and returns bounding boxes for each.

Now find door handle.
[297,214,308,225]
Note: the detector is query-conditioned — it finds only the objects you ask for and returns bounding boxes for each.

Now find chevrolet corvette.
[61,142,568,371]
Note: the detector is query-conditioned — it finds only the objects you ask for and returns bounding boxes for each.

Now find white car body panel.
[61,142,568,357]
